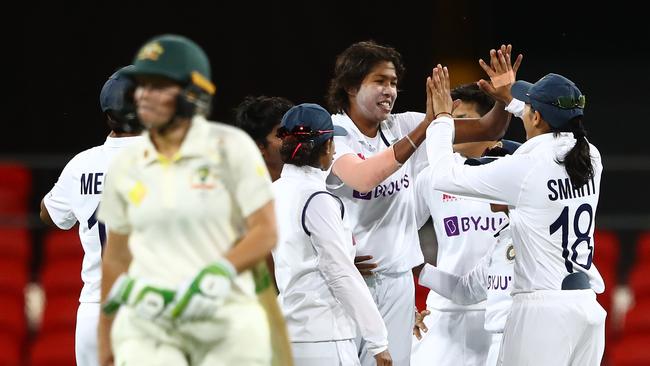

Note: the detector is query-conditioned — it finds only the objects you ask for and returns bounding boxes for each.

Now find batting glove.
[170,259,236,321]
[102,274,176,321]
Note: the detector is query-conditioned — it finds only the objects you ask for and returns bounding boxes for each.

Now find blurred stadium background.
[3,1,648,365]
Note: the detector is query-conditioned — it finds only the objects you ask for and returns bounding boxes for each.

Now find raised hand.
[477,44,523,104]
[428,64,454,118]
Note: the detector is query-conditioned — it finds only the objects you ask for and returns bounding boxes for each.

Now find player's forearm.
[393,118,430,163]
[226,201,277,273]
[332,149,400,193]
[453,101,510,143]
[98,231,131,365]
[419,264,482,305]
[39,199,56,227]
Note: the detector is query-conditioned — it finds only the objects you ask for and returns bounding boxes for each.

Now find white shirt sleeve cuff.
[505,98,526,118]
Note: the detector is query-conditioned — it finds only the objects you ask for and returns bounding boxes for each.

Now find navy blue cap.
[100,65,136,113]
[464,139,522,166]
[280,103,347,145]
[511,73,585,128]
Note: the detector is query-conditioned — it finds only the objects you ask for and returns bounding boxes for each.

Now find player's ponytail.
[554,117,594,188]
[280,135,329,167]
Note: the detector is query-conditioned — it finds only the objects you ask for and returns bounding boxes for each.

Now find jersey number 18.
[549,203,594,273]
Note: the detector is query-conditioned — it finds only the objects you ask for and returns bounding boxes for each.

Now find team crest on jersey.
[506,244,515,261]
[190,165,216,189]
[137,42,164,61]
[442,193,458,202]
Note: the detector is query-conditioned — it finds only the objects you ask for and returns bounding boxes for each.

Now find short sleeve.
[97,157,131,234]
[226,129,274,217]
[43,161,78,230]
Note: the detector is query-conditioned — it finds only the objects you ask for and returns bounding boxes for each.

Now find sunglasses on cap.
[276,125,334,139]
[552,95,586,109]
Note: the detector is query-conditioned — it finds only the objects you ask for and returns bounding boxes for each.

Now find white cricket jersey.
[426,116,604,293]
[98,116,273,298]
[43,135,143,303]
[414,159,507,311]
[273,164,388,354]
[420,223,515,332]
[326,112,427,273]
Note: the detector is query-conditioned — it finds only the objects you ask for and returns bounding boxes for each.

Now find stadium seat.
[40,259,82,296]
[38,294,79,334]
[594,229,620,312]
[0,259,29,297]
[0,163,32,220]
[0,331,23,366]
[620,301,650,337]
[42,229,83,265]
[0,295,27,340]
[609,335,650,366]
[0,227,32,267]
[28,330,75,366]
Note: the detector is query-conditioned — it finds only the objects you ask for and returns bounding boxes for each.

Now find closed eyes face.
[350,61,398,123]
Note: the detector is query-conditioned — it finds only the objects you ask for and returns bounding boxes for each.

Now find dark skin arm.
[393,44,523,163]
[39,198,56,227]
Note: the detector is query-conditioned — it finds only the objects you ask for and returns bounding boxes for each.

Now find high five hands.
[426,64,454,119]
[477,44,523,104]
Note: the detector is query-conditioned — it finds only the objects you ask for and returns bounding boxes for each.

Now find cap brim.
[333,125,348,136]
[511,80,534,104]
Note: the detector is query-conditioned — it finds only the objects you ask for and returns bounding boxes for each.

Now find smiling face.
[347,61,398,126]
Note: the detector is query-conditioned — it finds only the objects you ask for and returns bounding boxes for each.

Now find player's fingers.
[359,270,374,276]
[495,49,506,74]
[489,49,498,69]
[413,327,421,340]
[477,79,495,94]
[513,54,523,74]
[478,58,494,77]
[354,255,373,263]
[443,66,450,93]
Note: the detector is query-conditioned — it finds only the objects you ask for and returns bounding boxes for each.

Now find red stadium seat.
[40,259,82,296]
[42,229,83,265]
[620,301,650,337]
[609,335,650,366]
[28,330,75,366]
[594,229,620,312]
[0,259,29,297]
[636,231,650,264]
[0,227,32,266]
[0,295,27,340]
[0,331,23,366]
[38,294,79,334]
[630,265,650,303]
[0,163,32,220]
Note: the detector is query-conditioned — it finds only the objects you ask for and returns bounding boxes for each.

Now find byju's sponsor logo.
[352,174,410,201]
[441,216,505,237]
[444,216,460,236]
[487,275,512,290]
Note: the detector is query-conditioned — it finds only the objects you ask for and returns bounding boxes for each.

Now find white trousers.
[357,271,415,366]
[112,298,271,366]
[410,308,490,366]
[76,302,100,366]
[485,333,503,366]
[498,290,606,366]
[292,339,360,366]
